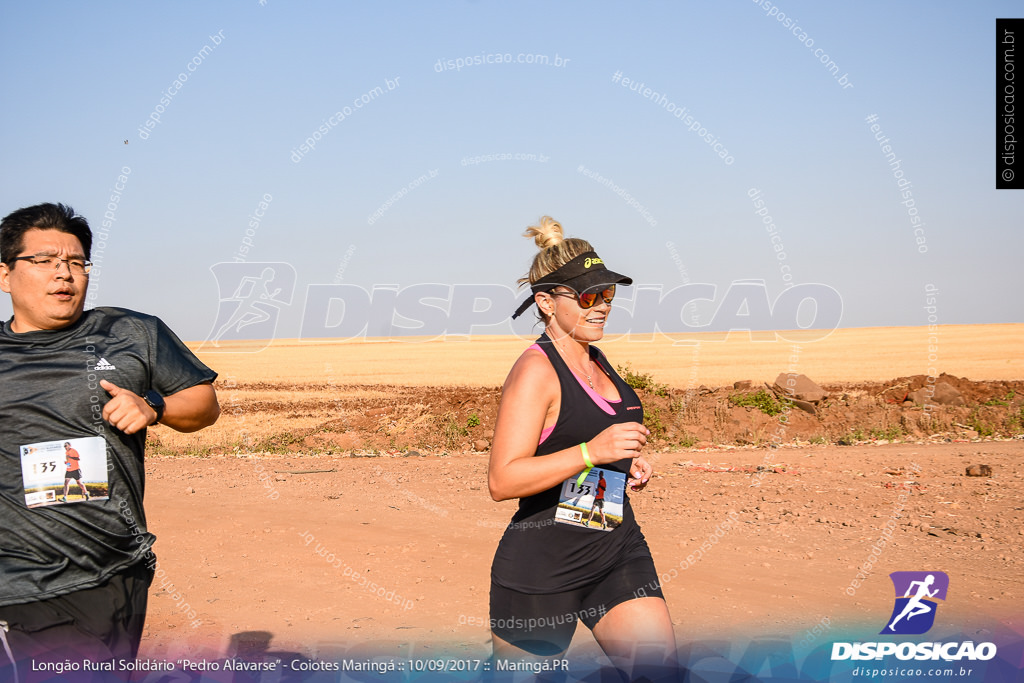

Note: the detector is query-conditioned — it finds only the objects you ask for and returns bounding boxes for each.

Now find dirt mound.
[151,375,1024,458]
[654,374,1024,448]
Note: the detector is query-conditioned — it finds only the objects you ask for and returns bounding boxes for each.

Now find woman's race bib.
[554,468,626,532]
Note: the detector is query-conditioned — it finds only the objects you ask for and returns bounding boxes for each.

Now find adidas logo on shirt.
[95,358,116,371]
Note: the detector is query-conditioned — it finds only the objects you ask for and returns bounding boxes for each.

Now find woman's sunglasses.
[549,284,616,309]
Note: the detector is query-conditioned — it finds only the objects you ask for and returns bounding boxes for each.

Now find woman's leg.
[489,581,579,681]
[591,597,677,681]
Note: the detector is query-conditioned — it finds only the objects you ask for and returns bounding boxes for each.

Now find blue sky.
[1,1,1020,341]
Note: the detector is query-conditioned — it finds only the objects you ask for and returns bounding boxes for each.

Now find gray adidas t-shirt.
[0,307,216,606]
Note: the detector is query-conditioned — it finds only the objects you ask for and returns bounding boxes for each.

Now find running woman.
[488,216,676,679]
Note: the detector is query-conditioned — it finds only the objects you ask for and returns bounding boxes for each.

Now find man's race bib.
[554,468,626,532]
[20,436,109,508]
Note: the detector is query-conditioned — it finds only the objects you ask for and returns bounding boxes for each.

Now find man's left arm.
[100,379,220,435]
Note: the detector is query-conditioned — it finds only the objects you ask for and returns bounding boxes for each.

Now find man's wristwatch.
[143,390,165,424]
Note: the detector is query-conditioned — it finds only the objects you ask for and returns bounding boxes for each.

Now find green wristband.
[576,442,593,486]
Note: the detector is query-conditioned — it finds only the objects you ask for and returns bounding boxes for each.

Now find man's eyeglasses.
[8,254,93,275]
[549,285,616,309]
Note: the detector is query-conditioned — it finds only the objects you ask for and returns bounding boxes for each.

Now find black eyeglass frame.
[7,254,93,274]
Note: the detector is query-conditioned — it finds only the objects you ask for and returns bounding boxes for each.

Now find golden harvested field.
[193,324,1024,387]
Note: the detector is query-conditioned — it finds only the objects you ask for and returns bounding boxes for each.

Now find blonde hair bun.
[523,216,564,250]
[518,216,594,288]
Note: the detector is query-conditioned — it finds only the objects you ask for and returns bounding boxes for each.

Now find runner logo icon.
[881,571,949,635]
[201,262,296,352]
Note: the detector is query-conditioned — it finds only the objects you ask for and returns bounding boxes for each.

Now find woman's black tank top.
[490,333,650,593]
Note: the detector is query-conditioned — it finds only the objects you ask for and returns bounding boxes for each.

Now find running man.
[211,266,282,344]
[0,203,220,678]
[584,470,607,529]
[888,574,939,631]
[60,442,89,502]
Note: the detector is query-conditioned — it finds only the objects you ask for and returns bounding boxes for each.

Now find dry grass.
[190,324,1024,388]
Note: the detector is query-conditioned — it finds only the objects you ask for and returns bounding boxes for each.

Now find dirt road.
[137,439,1022,676]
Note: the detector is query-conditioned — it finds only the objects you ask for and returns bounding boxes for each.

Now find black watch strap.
[143,390,165,424]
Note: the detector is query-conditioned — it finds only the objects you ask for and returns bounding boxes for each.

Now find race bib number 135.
[20,436,109,508]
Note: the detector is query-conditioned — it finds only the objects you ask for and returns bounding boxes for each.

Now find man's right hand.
[100,379,158,435]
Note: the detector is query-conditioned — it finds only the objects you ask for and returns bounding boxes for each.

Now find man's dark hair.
[0,203,92,266]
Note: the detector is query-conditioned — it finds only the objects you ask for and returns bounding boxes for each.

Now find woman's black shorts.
[489,555,664,656]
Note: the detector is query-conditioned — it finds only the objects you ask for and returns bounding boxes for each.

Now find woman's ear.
[535,292,554,319]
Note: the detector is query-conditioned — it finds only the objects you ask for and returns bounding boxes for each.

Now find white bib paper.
[554,468,625,532]
[20,436,109,508]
